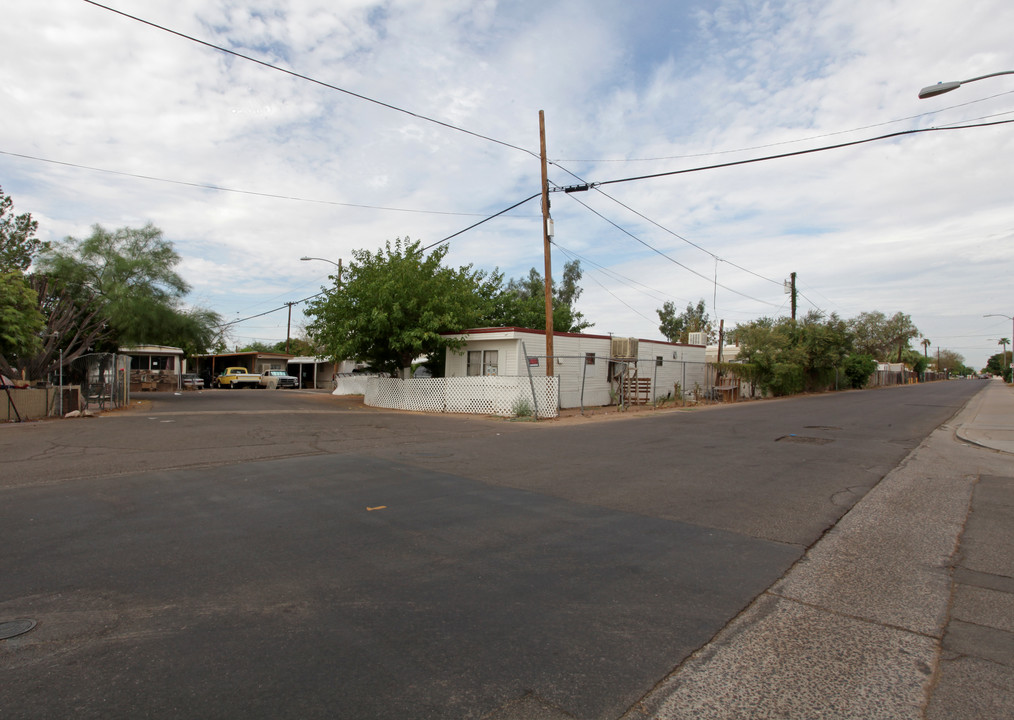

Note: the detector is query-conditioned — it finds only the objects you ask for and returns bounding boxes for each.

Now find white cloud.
[2,0,1012,368]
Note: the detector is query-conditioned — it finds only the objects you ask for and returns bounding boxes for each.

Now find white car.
[259,370,298,389]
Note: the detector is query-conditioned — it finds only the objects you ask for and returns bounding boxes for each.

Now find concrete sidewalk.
[625,380,1014,719]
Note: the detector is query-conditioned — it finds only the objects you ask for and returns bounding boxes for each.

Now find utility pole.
[539,110,554,377]
[285,301,295,354]
[790,271,797,321]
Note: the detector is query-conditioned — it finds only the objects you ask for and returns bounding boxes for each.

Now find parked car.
[260,370,298,389]
[181,373,204,390]
[213,367,260,389]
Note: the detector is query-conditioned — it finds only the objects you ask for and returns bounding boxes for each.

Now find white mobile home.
[442,327,706,409]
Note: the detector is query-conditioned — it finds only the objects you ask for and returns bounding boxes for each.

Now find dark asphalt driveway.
[0,381,987,718]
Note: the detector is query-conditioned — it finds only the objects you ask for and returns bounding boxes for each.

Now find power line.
[216,291,324,329]
[549,160,786,290]
[82,1,539,160]
[554,184,781,307]
[578,120,1014,190]
[0,149,496,218]
[553,90,1014,163]
[420,193,541,251]
[590,185,783,286]
[554,245,659,327]
[221,194,539,330]
[551,242,674,304]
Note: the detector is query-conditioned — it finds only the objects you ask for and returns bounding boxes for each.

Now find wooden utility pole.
[539,110,554,376]
[285,301,295,354]
[790,271,797,321]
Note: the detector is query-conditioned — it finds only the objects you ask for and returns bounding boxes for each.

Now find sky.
[2,0,1013,371]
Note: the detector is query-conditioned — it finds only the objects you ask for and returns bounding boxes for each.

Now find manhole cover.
[0,619,37,640]
[776,435,833,445]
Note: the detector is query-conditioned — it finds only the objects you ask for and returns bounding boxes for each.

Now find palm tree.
[921,338,931,357]
[1000,337,1010,369]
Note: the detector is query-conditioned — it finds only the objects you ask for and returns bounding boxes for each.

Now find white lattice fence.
[364,376,558,418]
[332,374,373,395]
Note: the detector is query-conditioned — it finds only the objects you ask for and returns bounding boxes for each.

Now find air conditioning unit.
[688,332,706,346]
[611,337,638,359]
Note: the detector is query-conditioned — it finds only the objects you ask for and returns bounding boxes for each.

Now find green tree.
[0,186,47,272]
[731,311,853,395]
[934,348,968,376]
[0,188,48,375]
[492,259,591,333]
[305,237,503,378]
[39,223,194,346]
[985,350,1012,382]
[0,271,45,369]
[842,353,877,389]
[4,223,222,381]
[657,299,713,344]
[848,311,919,361]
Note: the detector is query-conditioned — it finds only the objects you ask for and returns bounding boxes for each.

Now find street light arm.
[919,70,1014,99]
[300,256,341,268]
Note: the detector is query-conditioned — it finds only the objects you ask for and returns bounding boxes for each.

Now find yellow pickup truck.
[213,367,260,389]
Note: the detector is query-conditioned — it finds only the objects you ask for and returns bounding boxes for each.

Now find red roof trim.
[442,326,702,347]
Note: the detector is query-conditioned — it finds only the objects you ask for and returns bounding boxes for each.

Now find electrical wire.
[554,90,1014,163]
[0,149,497,218]
[554,245,659,326]
[550,242,675,305]
[220,193,542,327]
[82,1,539,160]
[420,193,541,251]
[549,159,786,292]
[554,184,781,307]
[584,120,1014,189]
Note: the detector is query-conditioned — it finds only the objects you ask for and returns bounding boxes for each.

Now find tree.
[657,299,713,344]
[934,349,968,376]
[842,353,877,389]
[2,223,222,381]
[921,338,931,358]
[985,350,1013,382]
[0,186,47,272]
[305,237,503,377]
[731,311,854,395]
[0,188,47,375]
[38,223,194,346]
[848,311,919,361]
[492,259,591,333]
[0,271,45,369]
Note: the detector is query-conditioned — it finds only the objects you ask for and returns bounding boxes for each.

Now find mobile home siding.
[444,328,705,409]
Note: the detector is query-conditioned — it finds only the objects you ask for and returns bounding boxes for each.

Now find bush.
[511,397,533,418]
[842,353,877,389]
[768,363,806,396]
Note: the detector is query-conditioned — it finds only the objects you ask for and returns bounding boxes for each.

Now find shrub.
[842,353,877,389]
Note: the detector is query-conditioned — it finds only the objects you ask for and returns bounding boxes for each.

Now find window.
[467,350,482,376]
[483,350,498,376]
[656,356,663,367]
[129,355,174,371]
[467,350,498,376]
[586,353,596,365]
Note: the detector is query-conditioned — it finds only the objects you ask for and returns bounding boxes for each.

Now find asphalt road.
[0,381,986,719]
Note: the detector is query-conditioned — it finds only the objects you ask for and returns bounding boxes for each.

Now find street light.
[918,70,1014,99]
[300,256,341,269]
[984,314,1014,382]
